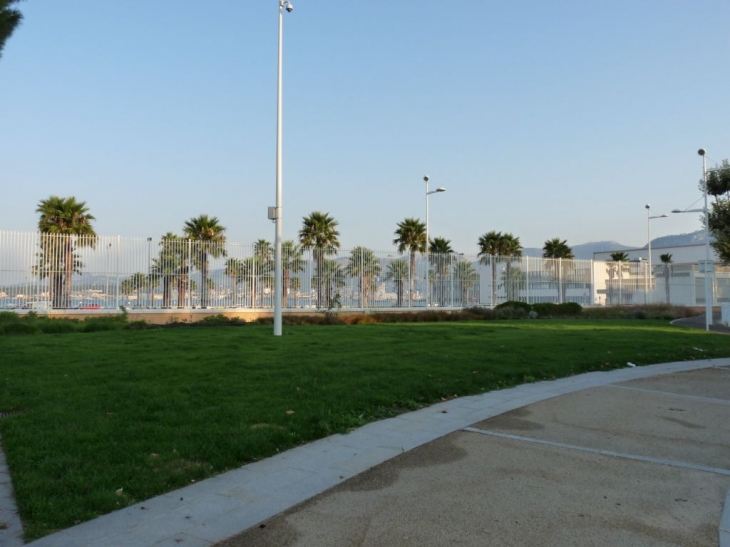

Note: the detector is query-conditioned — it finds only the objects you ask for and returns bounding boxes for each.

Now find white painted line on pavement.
[607,384,730,405]
[464,428,730,477]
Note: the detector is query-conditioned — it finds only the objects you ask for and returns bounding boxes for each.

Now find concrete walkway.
[15,357,730,547]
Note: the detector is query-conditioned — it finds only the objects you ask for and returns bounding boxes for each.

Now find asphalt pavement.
[217,364,730,547]
[7,356,727,547]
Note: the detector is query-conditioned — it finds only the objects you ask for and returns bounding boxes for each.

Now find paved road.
[673,311,730,334]
[13,358,730,547]
[218,365,730,547]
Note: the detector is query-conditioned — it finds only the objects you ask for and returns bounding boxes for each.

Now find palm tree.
[36,196,97,308]
[240,257,259,307]
[0,0,23,59]
[253,239,274,306]
[121,272,148,307]
[290,276,302,308]
[299,212,340,308]
[183,215,227,308]
[383,259,409,307]
[393,218,426,306]
[345,247,382,308]
[504,266,526,303]
[282,240,305,308]
[660,253,673,304]
[607,251,630,305]
[477,231,521,305]
[429,237,454,306]
[501,234,523,302]
[149,233,186,308]
[453,260,479,306]
[318,258,345,308]
[542,238,574,304]
[224,257,245,307]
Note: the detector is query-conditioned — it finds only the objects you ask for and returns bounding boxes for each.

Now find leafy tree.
[453,260,479,306]
[0,0,23,59]
[478,231,522,305]
[383,259,409,307]
[542,238,574,303]
[345,247,382,307]
[660,253,673,304]
[429,237,454,306]
[282,240,305,308]
[393,218,426,306]
[705,159,730,264]
[36,196,97,308]
[299,212,340,307]
[183,215,227,308]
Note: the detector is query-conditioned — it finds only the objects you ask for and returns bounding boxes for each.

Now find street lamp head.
[698,148,706,156]
[659,213,668,218]
[423,175,430,183]
[435,187,446,193]
[645,204,650,210]
[671,209,682,213]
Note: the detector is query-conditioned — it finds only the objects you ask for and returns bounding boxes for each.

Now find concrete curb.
[18,358,730,547]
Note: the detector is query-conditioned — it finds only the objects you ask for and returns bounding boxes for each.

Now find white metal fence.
[1,231,729,311]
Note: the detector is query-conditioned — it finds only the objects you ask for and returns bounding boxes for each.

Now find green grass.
[1,320,728,540]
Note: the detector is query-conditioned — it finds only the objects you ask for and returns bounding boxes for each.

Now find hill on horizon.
[522,230,708,260]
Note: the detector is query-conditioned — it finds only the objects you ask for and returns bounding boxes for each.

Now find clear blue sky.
[2,1,729,254]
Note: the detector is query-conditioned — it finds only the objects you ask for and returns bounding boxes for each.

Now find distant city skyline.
[2,2,729,254]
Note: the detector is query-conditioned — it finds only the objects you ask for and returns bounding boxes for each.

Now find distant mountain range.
[523,230,709,260]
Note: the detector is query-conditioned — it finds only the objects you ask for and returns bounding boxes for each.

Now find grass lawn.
[1,320,729,540]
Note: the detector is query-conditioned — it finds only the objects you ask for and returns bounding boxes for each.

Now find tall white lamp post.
[272,0,294,336]
[644,204,668,298]
[671,148,713,331]
[424,175,445,308]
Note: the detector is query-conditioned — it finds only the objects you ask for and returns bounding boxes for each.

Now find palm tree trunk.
[177,276,187,308]
[163,276,171,307]
[316,251,324,308]
[201,253,208,307]
[64,236,73,308]
[52,273,63,309]
[283,270,290,308]
[409,252,415,307]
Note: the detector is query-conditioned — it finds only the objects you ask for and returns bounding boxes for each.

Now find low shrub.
[196,314,247,327]
[81,317,125,333]
[0,311,21,324]
[462,306,497,320]
[531,303,558,317]
[556,302,583,316]
[494,307,528,320]
[1,322,40,335]
[37,320,78,334]
[125,320,155,330]
[495,301,532,312]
